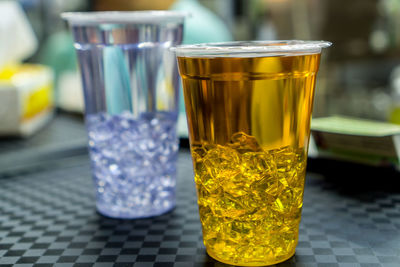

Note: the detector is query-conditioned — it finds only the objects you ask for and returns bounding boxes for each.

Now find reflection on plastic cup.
[176,40,331,266]
[63,11,186,219]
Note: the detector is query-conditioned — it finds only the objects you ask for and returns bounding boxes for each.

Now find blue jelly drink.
[62,11,185,218]
[86,111,178,218]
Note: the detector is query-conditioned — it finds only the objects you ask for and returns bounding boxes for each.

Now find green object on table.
[311,116,400,167]
[312,116,400,136]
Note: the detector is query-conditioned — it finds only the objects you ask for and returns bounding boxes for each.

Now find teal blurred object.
[170,0,233,137]
[103,47,133,115]
[39,31,77,104]
[170,0,233,44]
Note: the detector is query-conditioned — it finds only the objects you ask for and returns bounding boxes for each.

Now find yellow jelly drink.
[176,41,329,266]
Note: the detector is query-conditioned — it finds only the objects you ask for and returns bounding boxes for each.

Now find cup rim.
[61,11,188,25]
[173,40,332,57]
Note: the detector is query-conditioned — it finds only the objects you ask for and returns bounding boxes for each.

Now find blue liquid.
[86,111,178,218]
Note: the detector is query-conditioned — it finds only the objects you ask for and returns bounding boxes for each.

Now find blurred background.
[1,0,400,138]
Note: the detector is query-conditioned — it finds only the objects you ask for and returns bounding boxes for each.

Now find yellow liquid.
[177,54,320,266]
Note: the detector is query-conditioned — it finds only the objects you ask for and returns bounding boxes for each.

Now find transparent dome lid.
[173,40,332,57]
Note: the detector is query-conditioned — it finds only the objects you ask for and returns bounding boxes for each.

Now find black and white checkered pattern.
[0,150,399,267]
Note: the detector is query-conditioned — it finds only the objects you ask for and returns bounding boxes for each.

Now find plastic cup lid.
[173,40,332,57]
[61,11,188,26]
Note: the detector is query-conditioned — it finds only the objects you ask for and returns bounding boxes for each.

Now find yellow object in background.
[0,65,19,80]
[0,64,54,137]
[22,83,52,121]
[389,107,400,125]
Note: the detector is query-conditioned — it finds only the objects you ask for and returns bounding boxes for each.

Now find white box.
[0,64,54,137]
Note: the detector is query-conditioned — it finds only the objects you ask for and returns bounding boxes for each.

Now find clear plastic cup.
[175,40,331,266]
[62,11,186,219]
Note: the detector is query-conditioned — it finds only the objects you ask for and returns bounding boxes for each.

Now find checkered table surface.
[0,150,399,267]
[0,113,86,154]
